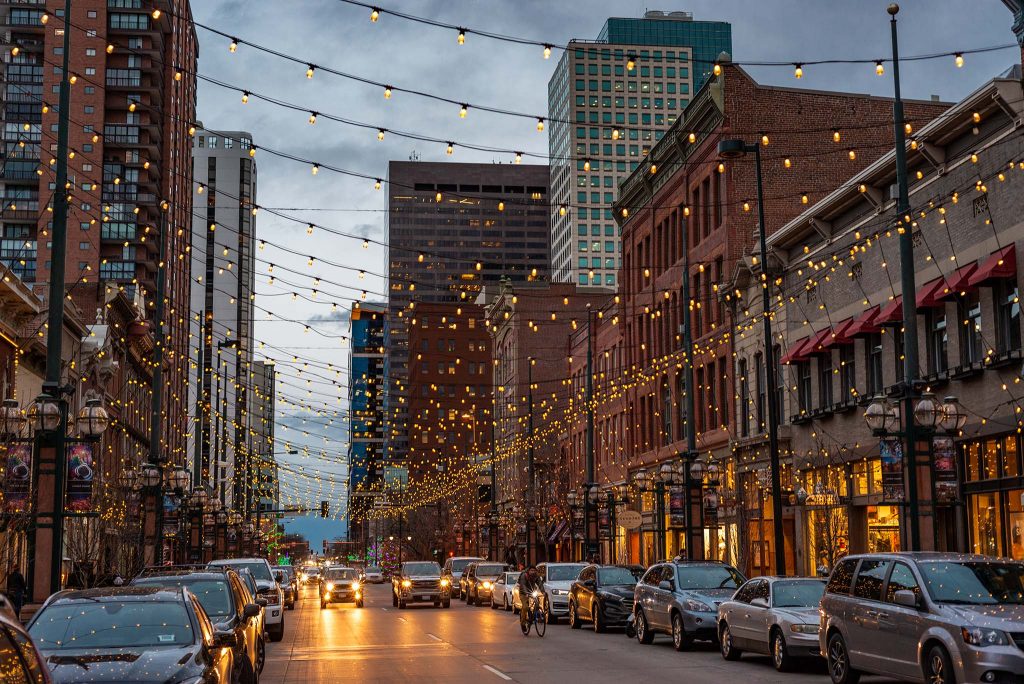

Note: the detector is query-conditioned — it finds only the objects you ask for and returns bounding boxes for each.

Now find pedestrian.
[6,564,26,619]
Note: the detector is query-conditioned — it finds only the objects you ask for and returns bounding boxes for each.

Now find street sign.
[617,510,642,530]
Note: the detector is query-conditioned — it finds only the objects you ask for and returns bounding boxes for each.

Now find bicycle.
[520,590,546,637]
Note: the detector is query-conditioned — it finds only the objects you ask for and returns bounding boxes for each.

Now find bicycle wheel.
[534,608,546,637]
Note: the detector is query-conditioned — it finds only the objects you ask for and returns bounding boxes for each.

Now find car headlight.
[402,579,412,588]
[440,578,450,587]
[482,581,492,589]
[351,581,360,591]
[962,626,1010,647]
[299,574,307,583]
[790,624,820,634]
[326,582,335,592]
[683,598,713,612]
[550,589,568,596]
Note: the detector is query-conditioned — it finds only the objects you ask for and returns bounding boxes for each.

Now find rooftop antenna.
[409,150,420,161]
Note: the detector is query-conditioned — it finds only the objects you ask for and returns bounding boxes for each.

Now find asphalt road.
[261,583,900,683]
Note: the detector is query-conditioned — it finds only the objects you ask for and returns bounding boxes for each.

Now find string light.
[374,178,382,190]
[370,7,380,22]
[457,28,466,45]
[848,150,857,160]
[446,142,454,156]
[612,129,620,140]
[536,118,545,132]
[783,157,792,168]
[713,62,721,76]
[151,8,160,19]
[627,55,636,71]
[384,85,392,99]
[761,134,770,146]
[306,64,315,79]
[955,52,964,68]
[377,128,386,141]
[105,44,113,54]
[543,45,552,59]
[459,104,468,119]
[794,63,803,79]
[875,60,884,76]
[833,130,841,143]
[241,91,249,104]
[308,111,317,125]
[229,38,238,53]
[583,159,591,172]
[311,163,319,175]
[514,152,522,164]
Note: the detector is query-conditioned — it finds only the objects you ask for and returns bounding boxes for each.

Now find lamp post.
[718,137,786,575]
[566,490,579,561]
[215,506,228,558]
[526,357,536,566]
[603,485,628,564]
[188,486,209,563]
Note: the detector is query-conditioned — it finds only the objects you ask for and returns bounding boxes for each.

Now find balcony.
[99,261,136,280]
[100,222,136,242]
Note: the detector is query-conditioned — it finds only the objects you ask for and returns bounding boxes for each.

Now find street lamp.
[27,394,61,433]
[0,399,26,437]
[939,396,968,433]
[76,399,109,437]
[718,136,787,575]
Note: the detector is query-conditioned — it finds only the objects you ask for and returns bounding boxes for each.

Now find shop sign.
[932,436,959,504]
[617,510,642,530]
[703,488,719,524]
[598,507,610,539]
[880,438,905,503]
[669,485,685,526]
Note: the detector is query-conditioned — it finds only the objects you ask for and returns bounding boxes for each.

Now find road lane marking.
[483,665,512,681]
[426,633,442,641]
[397,616,408,622]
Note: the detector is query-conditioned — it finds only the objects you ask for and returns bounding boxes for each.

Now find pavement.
[262,584,900,684]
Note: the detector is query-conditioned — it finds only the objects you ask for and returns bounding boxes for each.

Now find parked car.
[442,557,483,599]
[718,576,826,671]
[634,560,746,650]
[363,566,385,584]
[491,571,520,611]
[569,564,638,632]
[465,562,508,606]
[209,557,286,642]
[820,552,1024,684]
[131,566,265,679]
[537,563,588,623]
[0,606,50,683]
[392,561,450,609]
[28,586,234,684]
[320,566,363,609]
[275,566,298,610]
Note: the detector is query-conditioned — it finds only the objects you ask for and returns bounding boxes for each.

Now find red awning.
[876,296,903,326]
[805,327,835,355]
[820,318,856,351]
[780,336,812,365]
[937,263,979,300]
[916,277,947,309]
[847,307,882,337]
[968,244,1017,287]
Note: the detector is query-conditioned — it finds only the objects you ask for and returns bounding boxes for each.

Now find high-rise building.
[251,360,277,535]
[189,126,257,509]
[548,11,731,285]
[385,161,549,468]
[0,0,198,462]
[347,301,385,545]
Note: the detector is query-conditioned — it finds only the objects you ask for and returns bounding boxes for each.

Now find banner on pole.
[932,436,959,504]
[65,442,95,512]
[879,438,905,503]
[2,442,32,512]
[669,485,685,526]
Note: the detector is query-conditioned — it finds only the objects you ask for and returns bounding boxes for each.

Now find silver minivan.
[820,552,1024,684]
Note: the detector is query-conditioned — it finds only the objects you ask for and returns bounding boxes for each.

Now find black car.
[274,566,298,610]
[464,562,508,606]
[131,566,264,680]
[28,586,235,684]
[568,564,638,632]
[320,567,363,609]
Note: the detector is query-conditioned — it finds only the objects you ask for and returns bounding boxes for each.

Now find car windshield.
[450,559,477,573]
[214,561,271,582]
[598,567,638,586]
[772,580,826,607]
[278,567,294,579]
[506,572,521,583]
[31,601,194,650]
[305,569,319,576]
[131,578,233,618]
[405,562,441,575]
[546,565,586,582]
[675,565,745,590]
[367,567,382,573]
[324,569,358,581]
[477,564,505,577]
[920,561,1024,605]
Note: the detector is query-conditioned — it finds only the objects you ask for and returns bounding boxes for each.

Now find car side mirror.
[256,598,268,608]
[893,589,921,609]
[658,580,674,591]
[583,579,596,589]
[750,597,769,608]
[213,630,240,649]
[243,603,261,619]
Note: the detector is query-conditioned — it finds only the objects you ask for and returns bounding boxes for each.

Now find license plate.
[419,595,430,601]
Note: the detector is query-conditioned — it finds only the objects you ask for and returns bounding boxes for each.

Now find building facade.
[0,0,198,466]
[251,359,277,524]
[548,11,731,286]
[385,161,549,474]
[189,126,257,510]
[347,302,385,546]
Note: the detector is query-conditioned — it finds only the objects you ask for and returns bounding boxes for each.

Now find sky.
[191,0,1018,552]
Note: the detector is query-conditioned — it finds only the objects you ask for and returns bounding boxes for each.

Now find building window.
[796,361,812,414]
[926,310,948,374]
[839,345,856,400]
[959,291,983,364]
[866,333,883,395]
[995,278,1021,353]
[738,358,750,437]
[818,354,833,408]
[754,352,765,430]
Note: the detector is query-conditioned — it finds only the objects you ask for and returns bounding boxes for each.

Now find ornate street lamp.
[912,392,941,430]
[689,460,707,482]
[215,507,229,525]
[0,398,26,437]
[939,396,968,434]
[139,462,162,489]
[165,467,190,495]
[27,394,61,433]
[863,396,899,434]
[76,399,109,438]
[191,486,209,509]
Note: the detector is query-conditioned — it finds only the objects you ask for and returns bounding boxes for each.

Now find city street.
[262,584,898,684]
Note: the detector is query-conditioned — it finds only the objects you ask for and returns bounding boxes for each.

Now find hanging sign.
[669,485,685,526]
[2,442,32,512]
[617,510,642,530]
[879,438,905,503]
[65,442,95,512]
[932,436,959,504]
[598,507,610,539]
[703,488,719,524]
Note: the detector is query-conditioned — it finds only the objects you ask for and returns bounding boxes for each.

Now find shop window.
[818,355,833,408]
[1007,490,1024,560]
[959,291,983,364]
[982,439,999,480]
[796,361,811,414]
[964,441,981,481]
[995,278,1021,353]
[839,346,856,400]
[970,492,1003,557]
[1005,435,1020,478]
[866,333,883,395]
[926,310,948,374]
[866,506,900,553]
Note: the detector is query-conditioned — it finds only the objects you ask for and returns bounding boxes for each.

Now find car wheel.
[356,600,364,608]
[720,623,742,661]
[924,644,955,684]
[504,595,510,611]
[593,603,604,633]
[442,598,451,608]
[398,597,406,609]
[771,629,793,672]
[635,609,654,645]
[392,591,397,607]
[826,632,861,684]
[544,596,556,624]
[256,638,265,674]
[671,612,692,651]
[243,657,259,684]
[268,618,284,643]
[568,601,581,629]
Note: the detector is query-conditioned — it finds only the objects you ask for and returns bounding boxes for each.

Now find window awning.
[820,318,856,351]
[780,336,813,365]
[916,277,947,309]
[876,296,903,326]
[935,263,979,301]
[968,244,1016,287]
[847,306,882,337]
[805,327,836,355]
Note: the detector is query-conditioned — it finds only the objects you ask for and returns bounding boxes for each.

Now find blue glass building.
[347,302,386,539]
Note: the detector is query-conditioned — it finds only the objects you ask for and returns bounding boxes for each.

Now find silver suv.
[820,552,1024,684]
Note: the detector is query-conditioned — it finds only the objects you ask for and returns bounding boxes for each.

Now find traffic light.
[320,500,329,518]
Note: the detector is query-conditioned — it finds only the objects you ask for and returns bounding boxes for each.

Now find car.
[491,571,520,611]
[209,558,286,642]
[393,561,450,609]
[633,560,746,650]
[442,556,483,599]
[0,606,50,683]
[300,567,320,586]
[363,566,385,584]
[320,566,363,609]
[28,586,234,684]
[275,566,299,610]
[465,562,508,606]
[718,576,826,671]
[536,563,587,623]
[820,552,1024,684]
[131,566,265,680]
[568,564,638,632]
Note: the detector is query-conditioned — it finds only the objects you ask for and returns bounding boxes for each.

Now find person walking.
[6,565,26,619]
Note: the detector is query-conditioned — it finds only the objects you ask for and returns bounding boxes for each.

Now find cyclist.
[517,565,544,633]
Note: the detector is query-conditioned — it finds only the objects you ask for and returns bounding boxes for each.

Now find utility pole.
[527,357,535,565]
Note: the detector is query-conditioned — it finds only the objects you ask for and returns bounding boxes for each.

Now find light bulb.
[688,132,696,144]
[105,44,113,54]
[801,193,809,204]
[151,8,160,19]
[784,157,791,168]
[249,147,256,158]
[972,112,981,123]
[833,130,841,143]
[650,164,657,174]
[954,53,964,68]
[621,208,629,218]
[459,104,467,118]
[311,164,319,175]
[384,86,392,99]
[374,179,382,190]
[370,7,379,22]
[717,162,725,173]
[713,63,721,76]
[39,13,48,24]
[875,61,884,76]
[612,129,620,140]
[446,143,453,156]
[435,192,442,202]
[241,91,249,104]
[761,134,769,146]
[457,29,465,45]
[229,39,238,53]
[543,45,552,59]
[794,63,803,79]
[583,159,591,171]
[559,205,567,216]
[498,201,504,211]
[306,224,314,235]
[627,56,636,71]
[306,65,314,79]
[536,118,545,132]
[308,112,317,125]
[377,129,385,141]
[743,202,750,212]
[514,152,522,164]
[905,123,913,135]
[848,150,857,160]
[10,47,18,56]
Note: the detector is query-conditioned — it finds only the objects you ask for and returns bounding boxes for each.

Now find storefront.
[963,433,1023,558]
